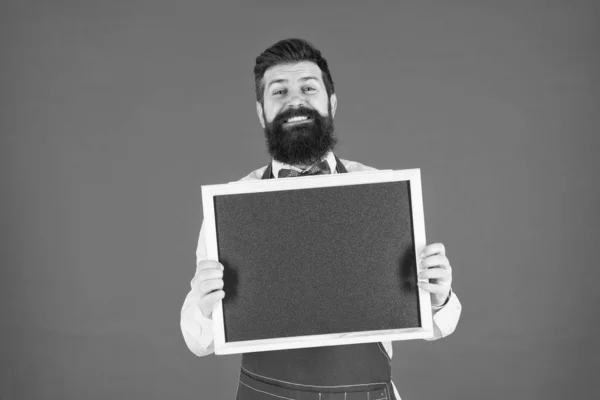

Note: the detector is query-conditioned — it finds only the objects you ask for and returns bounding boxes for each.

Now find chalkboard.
[201,169,433,355]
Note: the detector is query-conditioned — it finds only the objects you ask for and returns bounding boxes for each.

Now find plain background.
[1,1,599,399]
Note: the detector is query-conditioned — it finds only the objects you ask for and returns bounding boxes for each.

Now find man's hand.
[417,243,452,307]
[193,260,226,318]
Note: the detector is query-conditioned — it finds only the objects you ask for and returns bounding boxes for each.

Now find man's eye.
[273,89,286,96]
[302,87,315,93]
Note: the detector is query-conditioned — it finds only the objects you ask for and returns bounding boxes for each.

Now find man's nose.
[285,90,308,108]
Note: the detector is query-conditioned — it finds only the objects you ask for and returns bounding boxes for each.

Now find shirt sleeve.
[424,290,462,341]
[180,221,216,356]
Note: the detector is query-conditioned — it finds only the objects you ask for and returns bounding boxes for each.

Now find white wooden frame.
[201,169,433,355]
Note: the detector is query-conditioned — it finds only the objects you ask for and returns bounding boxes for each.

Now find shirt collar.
[271,151,337,179]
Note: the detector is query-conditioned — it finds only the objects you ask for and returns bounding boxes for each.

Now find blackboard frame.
[201,169,433,355]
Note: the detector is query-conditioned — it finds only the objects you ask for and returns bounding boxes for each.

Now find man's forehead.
[264,61,324,84]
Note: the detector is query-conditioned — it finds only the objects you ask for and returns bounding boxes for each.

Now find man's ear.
[256,101,266,128]
[330,93,338,118]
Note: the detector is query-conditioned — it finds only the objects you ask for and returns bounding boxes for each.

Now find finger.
[197,260,224,271]
[199,279,224,295]
[203,289,225,303]
[419,255,450,270]
[418,268,450,280]
[198,268,224,281]
[420,243,446,258]
[191,268,223,290]
[200,290,226,317]
[417,281,450,295]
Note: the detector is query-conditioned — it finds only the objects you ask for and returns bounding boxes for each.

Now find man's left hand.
[417,243,453,308]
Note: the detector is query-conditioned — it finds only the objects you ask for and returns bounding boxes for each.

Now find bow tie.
[278,160,331,178]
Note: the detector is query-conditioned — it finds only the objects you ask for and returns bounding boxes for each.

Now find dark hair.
[254,38,335,103]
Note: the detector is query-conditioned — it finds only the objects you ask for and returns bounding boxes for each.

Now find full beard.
[263,104,337,166]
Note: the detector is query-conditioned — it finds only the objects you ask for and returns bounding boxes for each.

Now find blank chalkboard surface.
[201,169,433,354]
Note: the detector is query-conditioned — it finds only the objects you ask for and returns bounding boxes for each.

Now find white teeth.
[286,116,309,123]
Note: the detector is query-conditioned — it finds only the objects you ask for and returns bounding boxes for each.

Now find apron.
[236,156,397,400]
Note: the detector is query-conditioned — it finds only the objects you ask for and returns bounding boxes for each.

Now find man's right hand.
[193,260,225,319]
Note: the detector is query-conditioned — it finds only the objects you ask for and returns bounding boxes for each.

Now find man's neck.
[271,151,337,177]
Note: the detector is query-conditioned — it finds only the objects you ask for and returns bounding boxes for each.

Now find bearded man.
[181,38,462,400]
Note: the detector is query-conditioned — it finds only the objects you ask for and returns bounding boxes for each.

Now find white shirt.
[180,153,462,399]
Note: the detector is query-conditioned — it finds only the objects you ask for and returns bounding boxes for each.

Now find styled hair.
[254,38,335,103]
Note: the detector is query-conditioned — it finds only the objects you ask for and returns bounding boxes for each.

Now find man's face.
[257,61,338,166]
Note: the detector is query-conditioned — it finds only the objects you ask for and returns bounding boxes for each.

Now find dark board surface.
[214,181,420,343]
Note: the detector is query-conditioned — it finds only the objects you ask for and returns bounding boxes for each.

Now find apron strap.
[334,155,348,173]
[260,162,273,180]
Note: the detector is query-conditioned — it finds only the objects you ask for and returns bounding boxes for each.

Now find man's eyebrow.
[299,76,320,83]
[267,76,321,89]
[267,79,287,88]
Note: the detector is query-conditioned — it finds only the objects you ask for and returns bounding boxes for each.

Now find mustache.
[272,107,322,125]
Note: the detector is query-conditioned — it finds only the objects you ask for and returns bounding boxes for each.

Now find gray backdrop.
[2,1,598,399]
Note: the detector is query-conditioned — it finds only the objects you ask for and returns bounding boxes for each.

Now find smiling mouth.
[283,116,313,126]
